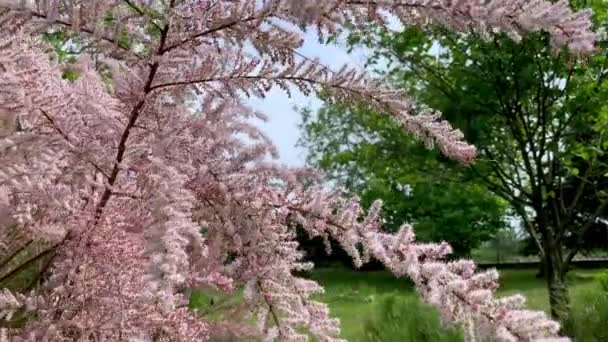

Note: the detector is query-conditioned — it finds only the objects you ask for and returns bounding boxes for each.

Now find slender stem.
[0,245,56,285]
[256,280,283,337]
[93,20,172,221]
[39,109,110,180]
[0,239,34,273]
[122,0,162,31]
[161,16,259,54]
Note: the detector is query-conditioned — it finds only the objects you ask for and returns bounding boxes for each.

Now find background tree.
[335,0,608,323]
[299,102,507,257]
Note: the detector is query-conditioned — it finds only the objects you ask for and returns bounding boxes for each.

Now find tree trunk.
[542,249,570,324]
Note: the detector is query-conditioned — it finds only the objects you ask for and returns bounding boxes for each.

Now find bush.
[598,269,608,292]
[362,295,464,342]
[563,275,608,341]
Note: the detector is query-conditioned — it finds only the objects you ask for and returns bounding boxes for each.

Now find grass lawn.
[304,267,604,341]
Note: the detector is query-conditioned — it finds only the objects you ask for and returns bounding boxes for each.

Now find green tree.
[299,102,507,258]
[329,0,608,324]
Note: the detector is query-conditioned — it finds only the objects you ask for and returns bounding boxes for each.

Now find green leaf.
[62,69,80,81]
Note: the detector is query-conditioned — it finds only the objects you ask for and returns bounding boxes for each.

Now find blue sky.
[246,31,370,167]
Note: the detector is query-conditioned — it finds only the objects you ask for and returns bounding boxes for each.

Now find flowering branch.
[289,194,566,341]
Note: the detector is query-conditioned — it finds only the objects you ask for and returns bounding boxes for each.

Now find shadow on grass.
[305,266,599,297]
[301,267,414,291]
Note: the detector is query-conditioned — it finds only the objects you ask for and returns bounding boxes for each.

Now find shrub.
[563,279,608,341]
[362,295,464,342]
[598,269,608,292]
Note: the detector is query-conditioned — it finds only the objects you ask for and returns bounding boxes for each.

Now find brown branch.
[110,191,141,200]
[122,0,162,31]
[566,161,593,214]
[482,145,531,200]
[511,203,545,257]
[564,197,608,267]
[28,11,139,58]
[256,281,283,337]
[39,109,111,180]
[469,159,531,208]
[93,16,173,221]
[149,73,392,117]
[387,49,458,102]
[0,244,57,285]
[0,239,35,273]
[149,74,304,91]
[161,16,260,54]
[22,245,58,292]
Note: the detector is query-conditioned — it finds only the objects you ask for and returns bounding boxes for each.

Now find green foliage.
[598,269,608,292]
[471,228,524,263]
[188,287,243,320]
[42,4,164,82]
[332,0,608,267]
[42,31,78,63]
[41,31,83,81]
[310,13,608,323]
[299,101,506,257]
[307,267,602,341]
[562,283,608,341]
[362,295,464,342]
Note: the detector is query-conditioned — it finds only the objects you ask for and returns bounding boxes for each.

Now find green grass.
[304,269,416,341]
[305,267,603,341]
[2,256,602,340]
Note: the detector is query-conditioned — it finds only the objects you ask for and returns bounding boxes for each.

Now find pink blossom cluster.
[0,0,597,341]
